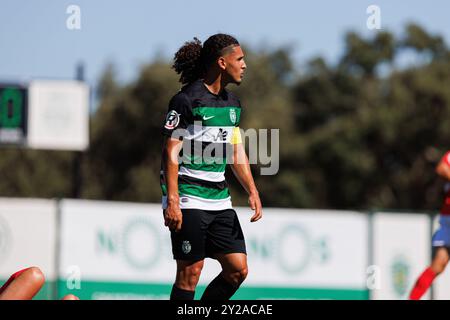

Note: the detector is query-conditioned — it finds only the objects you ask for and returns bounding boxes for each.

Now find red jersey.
[440,151,450,215]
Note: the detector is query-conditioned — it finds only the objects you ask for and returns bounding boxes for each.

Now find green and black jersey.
[161,79,242,210]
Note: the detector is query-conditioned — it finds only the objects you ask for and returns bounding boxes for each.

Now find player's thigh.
[171,209,208,261]
[431,219,450,273]
[432,246,450,267]
[206,209,246,258]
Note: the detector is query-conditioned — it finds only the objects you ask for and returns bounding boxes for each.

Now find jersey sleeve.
[161,92,192,139]
[231,100,242,144]
[236,100,242,127]
[231,127,242,145]
[441,151,450,167]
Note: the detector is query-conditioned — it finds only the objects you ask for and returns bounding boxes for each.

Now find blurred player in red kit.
[409,151,450,300]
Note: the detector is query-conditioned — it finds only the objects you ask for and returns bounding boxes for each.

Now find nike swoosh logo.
[202,115,215,121]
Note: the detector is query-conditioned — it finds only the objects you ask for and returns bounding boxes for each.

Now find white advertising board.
[372,212,431,300]
[0,198,57,299]
[27,80,89,151]
[59,201,369,299]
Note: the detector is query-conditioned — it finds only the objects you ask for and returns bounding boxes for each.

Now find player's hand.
[164,204,183,232]
[249,191,262,222]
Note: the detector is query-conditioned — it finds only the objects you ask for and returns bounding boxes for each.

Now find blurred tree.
[339,31,395,77]
[289,24,450,210]
[402,23,447,59]
[0,23,449,213]
[0,149,72,198]
[83,61,179,201]
[96,62,118,101]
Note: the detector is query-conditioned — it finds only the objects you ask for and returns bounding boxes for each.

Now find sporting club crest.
[229,109,236,125]
[182,240,191,254]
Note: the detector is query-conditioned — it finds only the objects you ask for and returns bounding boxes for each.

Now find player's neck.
[203,72,228,95]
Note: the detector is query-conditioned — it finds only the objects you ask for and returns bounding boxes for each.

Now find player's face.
[222,45,247,85]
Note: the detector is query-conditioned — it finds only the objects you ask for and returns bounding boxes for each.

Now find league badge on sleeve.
[164,110,180,130]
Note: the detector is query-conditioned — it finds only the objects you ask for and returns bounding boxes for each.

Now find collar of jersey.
[197,79,228,99]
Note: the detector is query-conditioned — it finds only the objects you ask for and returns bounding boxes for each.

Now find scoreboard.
[0,85,27,145]
[0,80,89,151]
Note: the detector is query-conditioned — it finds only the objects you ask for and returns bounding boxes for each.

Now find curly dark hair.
[172,34,240,84]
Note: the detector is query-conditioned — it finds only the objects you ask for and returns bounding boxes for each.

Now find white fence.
[0,197,443,300]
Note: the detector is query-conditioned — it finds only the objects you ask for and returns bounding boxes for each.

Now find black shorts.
[168,208,247,261]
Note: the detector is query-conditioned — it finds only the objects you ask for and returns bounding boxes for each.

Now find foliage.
[2,24,449,211]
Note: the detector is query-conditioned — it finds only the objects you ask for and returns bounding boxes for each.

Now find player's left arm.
[230,129,262,222]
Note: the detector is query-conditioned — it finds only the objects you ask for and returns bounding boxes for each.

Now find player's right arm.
[161,92,192,233]
[162,137,183,232]
[436,151,450,181]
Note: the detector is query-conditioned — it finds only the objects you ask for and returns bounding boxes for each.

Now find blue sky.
[1,0,449,88]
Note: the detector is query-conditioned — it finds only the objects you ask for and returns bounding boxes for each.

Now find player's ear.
[217,56,227,70]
